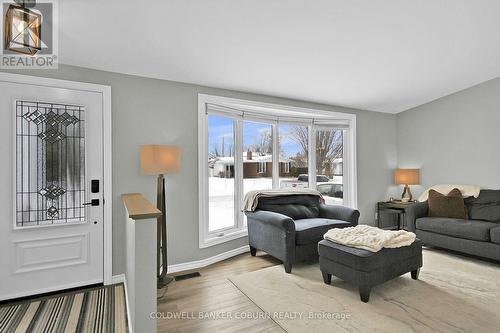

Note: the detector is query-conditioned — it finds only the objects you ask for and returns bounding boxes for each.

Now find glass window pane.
[278,124,309,189]
[315,128,344,205]
[16,101,86,227]
[243,121,273,198]
[208,115,235,232]
[317,184,333,196]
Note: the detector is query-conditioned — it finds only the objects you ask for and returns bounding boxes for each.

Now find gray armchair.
[245,194,360,273]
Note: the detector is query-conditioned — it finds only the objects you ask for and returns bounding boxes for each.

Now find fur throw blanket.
[324,225,416,252]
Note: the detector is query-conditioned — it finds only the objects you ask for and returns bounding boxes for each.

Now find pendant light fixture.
[4,0,42,55]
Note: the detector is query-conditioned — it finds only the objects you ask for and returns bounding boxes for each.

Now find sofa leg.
[249,246,257,257]
[321,271,332,285]
[359,286,371,303]
[284,262,292,274]
[411,268,420,280]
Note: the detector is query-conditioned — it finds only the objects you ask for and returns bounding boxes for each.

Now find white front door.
[0,79,105,301]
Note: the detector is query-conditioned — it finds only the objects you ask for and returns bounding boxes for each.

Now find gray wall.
[397,76,500,199]
[2,65,397,275]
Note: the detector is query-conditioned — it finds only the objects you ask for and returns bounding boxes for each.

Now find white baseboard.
[167,245,249,274]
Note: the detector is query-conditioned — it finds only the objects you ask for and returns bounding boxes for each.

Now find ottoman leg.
[411,268,420,280]
[284,262,292,274]
[249,246,257,257]
[321,270,332,285]
[359,286,371,303]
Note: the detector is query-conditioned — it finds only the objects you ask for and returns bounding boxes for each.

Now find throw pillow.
[428,188,467,219]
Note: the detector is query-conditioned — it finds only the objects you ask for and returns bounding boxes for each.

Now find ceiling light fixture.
[4,0,42,55]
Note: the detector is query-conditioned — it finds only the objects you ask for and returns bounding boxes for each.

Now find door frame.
[0,72,113,286]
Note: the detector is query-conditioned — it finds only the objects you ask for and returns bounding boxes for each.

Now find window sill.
[199,228,248,249]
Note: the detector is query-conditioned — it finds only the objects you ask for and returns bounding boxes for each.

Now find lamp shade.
[394,169,420,185]
[140,145,180,175]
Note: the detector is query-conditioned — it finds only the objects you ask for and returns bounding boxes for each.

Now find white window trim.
[198,94,357,248]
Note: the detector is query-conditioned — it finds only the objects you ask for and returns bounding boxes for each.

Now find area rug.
[0,284,128,333]
[229,249,500,333]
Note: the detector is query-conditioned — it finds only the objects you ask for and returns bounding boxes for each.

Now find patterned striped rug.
[0,284,128,333]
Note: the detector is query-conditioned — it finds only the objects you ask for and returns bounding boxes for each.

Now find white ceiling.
[59,0,500,113]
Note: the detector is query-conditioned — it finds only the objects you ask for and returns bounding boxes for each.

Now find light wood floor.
[157,251,285,333]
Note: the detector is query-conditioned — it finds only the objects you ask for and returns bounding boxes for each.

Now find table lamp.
[394,169,420,202]
[140,145,180,288]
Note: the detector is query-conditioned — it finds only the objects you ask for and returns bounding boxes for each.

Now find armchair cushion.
[294,218,351,245]
[256,195,320,220]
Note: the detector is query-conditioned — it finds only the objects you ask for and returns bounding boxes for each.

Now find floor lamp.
[140,145,181,288]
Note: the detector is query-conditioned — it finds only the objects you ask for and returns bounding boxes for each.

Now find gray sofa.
[406,189,500,261]
[245,194,360,273]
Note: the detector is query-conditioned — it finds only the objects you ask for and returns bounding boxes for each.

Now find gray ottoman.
[318,239,423,302]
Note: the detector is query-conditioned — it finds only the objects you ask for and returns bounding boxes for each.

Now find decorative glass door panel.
[16,101,86,227]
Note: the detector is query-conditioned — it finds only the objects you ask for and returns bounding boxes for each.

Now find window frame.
[198,94,357,248]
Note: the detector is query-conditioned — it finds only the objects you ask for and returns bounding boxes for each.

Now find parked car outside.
[280,174,331,189]
[317,182,343,205]
[279,175,343,205]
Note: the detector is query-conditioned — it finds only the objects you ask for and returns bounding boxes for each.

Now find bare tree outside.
[289,126,343,177]
[209,135,234,158]
[252,129,272,154]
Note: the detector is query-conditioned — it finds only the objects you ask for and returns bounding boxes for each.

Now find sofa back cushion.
[428,188,467,219]
[465,190,500,222]
[256,195,320,220]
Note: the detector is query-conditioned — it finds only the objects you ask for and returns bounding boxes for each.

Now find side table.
[377,201,416,230]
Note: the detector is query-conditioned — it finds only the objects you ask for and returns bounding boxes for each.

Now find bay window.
[199,94,357,248]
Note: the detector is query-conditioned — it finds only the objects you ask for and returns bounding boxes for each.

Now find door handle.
[83,199,100,206]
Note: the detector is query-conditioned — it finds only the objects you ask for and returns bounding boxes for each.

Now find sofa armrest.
[405,201,428,232]
[245,210,295,232]
[318,204,360,225]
